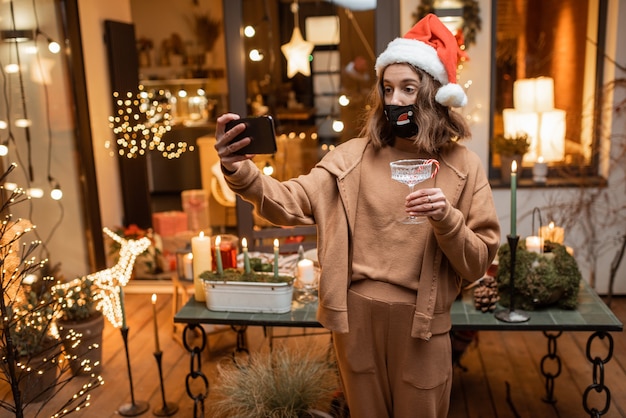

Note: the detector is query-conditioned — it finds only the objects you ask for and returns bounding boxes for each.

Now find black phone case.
[225,116,277,155]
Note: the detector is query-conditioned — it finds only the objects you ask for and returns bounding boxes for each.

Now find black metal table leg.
[182,323,208,418]
[583,331,614,417]
[540,330,562,404]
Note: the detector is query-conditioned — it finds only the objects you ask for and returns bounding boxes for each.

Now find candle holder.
[495,235,530,323]
[153,351,179,416]
[118,327,150,416]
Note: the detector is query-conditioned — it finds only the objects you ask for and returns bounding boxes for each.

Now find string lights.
[108,90,192,159]
[52,228,151,328]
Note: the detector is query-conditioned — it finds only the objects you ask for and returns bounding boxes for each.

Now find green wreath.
[413,0,482,49]
[496,241,582,311]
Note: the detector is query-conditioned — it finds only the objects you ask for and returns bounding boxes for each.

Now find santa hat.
[375,14,468,108]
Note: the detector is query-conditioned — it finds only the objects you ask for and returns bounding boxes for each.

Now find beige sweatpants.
[333,282,452,418]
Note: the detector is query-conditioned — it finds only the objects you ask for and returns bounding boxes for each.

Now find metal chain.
[540,331,562,403]
[182,324,208,418]
[583,331,614,417]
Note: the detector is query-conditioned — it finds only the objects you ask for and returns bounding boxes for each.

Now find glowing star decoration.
[281,1,314,78]
[281,26,314,78]
[53,227,151,328]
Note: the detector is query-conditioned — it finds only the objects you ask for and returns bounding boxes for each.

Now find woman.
[214,14,500,418]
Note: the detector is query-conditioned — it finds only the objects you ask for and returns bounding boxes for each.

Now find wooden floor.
[3,289,625,418]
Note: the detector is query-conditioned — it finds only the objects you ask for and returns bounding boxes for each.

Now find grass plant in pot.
[491,132,531,183]
[211,344,338,418]
[54,276,104,376]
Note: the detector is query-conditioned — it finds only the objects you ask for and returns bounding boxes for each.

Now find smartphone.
[225,116,277,155]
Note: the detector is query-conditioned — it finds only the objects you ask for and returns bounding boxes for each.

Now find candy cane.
[425,159,440,177]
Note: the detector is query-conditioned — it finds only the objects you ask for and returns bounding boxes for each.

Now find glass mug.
[211,234,239,271]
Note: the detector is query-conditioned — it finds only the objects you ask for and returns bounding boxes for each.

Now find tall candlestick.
[510,160,517,237]
[151,294,160,353]
[273,238,280,278]
[119,285,127,329]
[242,237,251,274]
[215,235,224,276]
[191,231,211,302]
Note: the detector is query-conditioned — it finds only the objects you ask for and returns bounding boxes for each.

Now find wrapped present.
[182,189,210,232]
[152,211,188,237]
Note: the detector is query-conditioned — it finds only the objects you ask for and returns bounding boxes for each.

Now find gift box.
[182,189,210,232]
[152,211,188,237]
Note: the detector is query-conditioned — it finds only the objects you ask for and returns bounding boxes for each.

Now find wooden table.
[174,280,623,417]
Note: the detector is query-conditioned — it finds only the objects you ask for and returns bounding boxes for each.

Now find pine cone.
[473,276,499,312]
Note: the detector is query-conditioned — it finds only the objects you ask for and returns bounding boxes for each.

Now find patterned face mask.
[384,104,419,139]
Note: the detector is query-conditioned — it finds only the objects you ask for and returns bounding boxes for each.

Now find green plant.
[201,268,294,284]
[54,277,99,322]
[211,344,338,418]
[193,12,221,52]
[8,280,59,357]
[491,132,531,156]
[496,240,581,310]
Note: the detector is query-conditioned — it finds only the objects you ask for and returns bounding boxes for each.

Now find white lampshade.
[539,110,566,162]
[513,77,555,113]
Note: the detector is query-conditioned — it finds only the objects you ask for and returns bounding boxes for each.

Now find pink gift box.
[152,211,188,237]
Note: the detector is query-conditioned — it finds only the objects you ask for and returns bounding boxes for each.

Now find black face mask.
[384,104,419,139]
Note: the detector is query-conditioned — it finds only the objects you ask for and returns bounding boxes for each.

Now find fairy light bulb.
[338,94,350,106]
[332,119,344,133]
[0,143,7,156]
[48,40,61,54]
[262,162,274,176]
[50,185,63,200]
[249,49,264,62]
[4,63,19,73]
[244,25,256,38]
[15,119,32,128]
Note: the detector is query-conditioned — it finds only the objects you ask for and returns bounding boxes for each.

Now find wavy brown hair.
[359,64,471,153]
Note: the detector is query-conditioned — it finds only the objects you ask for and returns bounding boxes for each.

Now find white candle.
[297,259,315,285]
[525,236,543,253]
[151,294,160,352]
[242,237,251,274]
[533,156,548,184]
[183,252,193,279]
[191,231,212,302]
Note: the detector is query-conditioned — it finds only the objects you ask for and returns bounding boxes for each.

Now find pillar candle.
[242,237,251,274]
[510,160,517,237]
[273,239,280,278]
[183,252,193,279]
[151,294,160,352]
[119,286,127,329]
[525,236,543,253]
[215,235,224,276]
[297,259,315,285]
[191,231,211,302]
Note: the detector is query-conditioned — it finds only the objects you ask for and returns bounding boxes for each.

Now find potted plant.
[7,280,62,404]
[211,344,337,418]
[495,240,581,311]
[1,173,103,417]
[200,267,295,314]
[53,275,105,376]
[491,132,530,183]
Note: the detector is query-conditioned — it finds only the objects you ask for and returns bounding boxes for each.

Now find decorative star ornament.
[281,26,314,78]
